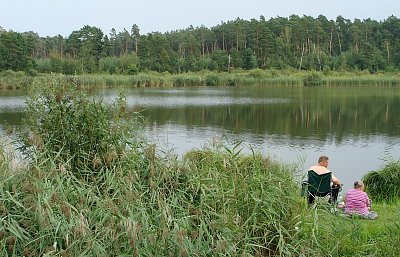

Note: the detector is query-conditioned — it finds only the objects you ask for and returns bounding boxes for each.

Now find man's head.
[318,156,329,167]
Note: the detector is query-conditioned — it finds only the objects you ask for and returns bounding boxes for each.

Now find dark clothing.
[308,184,341,205]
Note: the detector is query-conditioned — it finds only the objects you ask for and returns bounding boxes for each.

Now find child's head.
[353,180,364,190]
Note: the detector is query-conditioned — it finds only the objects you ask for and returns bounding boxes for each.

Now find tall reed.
[18,76,144,183]
[363,160,400,202]
[2,70,400,89]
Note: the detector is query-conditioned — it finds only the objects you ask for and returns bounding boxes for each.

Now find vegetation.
[19,78,144,183]
[2,15,400,75]
[0,79,305,255]
[0,80,399,256]
[363,160,400,202]
[1,69,400,91]
[298,203,400,256]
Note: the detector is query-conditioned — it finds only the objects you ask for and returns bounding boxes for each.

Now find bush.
[205,74,219,86]
[303,71,323,86]
[19,76,143,183]
[363,161,400,202]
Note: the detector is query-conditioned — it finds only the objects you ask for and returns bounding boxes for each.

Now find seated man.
[307,155,341,204]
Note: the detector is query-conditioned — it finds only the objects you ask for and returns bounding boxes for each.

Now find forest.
[1,15,400,75]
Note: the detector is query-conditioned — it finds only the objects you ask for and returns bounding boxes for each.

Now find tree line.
[1,15,400,75]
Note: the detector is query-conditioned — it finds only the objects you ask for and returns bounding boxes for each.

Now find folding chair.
[302,170,340,205]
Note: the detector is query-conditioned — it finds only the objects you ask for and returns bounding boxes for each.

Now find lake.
[1,86,399,191]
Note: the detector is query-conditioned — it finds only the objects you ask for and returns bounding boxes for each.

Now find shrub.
[19,76,143,183]
[205,74,219,86]
[363,161,400,202]
[303,71,323,86]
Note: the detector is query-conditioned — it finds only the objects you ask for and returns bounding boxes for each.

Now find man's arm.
[332,174,341,185]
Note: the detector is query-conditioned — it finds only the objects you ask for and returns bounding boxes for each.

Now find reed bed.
[0,140,309,256]
[2,70,400,90]
[0,70,33,90]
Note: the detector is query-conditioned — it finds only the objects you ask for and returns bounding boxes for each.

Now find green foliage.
[118,53,140,75]
[210,50,229,71]
[0,31,33,72]
[247,69,265,79]
[3,15,400,74]
[242,48,257,70]
[99,54,140,75]
[303,71,323,86]
[19,76,142,182]
[297,204,400,256]
[0,70,32,89]
[184,147,303,255]
[205,73,220,86]
[99,56,119,74]
[363,161,400,202]
[0,136,307,256]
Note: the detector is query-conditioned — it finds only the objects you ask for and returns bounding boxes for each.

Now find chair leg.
[308,193,315,205]
[330,185,340,204]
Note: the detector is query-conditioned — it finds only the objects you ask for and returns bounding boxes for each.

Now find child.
[343,181,378,219]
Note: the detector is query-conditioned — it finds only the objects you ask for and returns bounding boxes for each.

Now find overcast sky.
[1,0,398,37]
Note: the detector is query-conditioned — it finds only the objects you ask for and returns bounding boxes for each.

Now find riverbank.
[1,80,399,256]
[1,138,399,256]
[1,69,400,90]
[300,201,400,256]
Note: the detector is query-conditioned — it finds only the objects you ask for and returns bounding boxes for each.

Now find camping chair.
[302,170,341,205]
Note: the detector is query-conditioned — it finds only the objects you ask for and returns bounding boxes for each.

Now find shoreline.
[1,70,400,90]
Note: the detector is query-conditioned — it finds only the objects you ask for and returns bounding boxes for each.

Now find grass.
[363,160,400,202]
[0,141,306,256]
[1,69,400,90]
[297,202,400,256]
[0,78,399,256]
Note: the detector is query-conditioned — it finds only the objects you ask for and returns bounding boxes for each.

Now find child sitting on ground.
[343,180,378,219]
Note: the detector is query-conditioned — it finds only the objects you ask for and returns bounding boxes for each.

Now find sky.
[0,0,398,37]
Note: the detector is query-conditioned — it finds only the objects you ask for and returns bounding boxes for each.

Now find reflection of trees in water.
[1,89,400,141]
[142,95,400,140]
[0,111,25,127]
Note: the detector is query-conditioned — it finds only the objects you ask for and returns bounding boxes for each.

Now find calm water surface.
[1,86,399,191]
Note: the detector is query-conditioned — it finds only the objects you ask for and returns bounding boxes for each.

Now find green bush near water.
[303,71,322,86]
[363,160,400,202]
[18,77,143,183]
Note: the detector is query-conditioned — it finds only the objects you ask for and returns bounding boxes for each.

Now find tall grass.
[2,70,400,90]
[183,146,304,256]
[0,70,33,90]
[363,160,400,202]
[18,77,144,183]
[0,144,306,255]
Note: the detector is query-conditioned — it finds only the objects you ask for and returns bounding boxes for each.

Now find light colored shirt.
[344,188,370,215]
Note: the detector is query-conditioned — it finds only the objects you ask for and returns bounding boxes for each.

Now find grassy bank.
[1,141,399,256]
[1,79,399,256]
[1,69,400,90]
[298,202,400,256]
